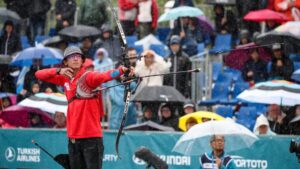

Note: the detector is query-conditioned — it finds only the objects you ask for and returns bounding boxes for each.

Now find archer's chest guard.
[68,71,98,104]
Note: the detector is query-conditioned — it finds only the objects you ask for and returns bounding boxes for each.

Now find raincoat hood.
[93,48,114,73]
[94,48,109,60]
[253,114,275,135]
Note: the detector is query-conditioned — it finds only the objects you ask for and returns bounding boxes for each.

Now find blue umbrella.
[292,69,300,82]
[158,6,204,22]
[11,45,63,66]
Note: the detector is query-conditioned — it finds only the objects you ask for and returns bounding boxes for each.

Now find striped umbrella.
[18,93,67,115]
[237,80,300,106]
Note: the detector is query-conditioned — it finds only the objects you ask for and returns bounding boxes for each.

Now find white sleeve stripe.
[226,158,233,168]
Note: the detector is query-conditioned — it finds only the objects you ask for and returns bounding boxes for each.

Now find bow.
[107,0,132,159]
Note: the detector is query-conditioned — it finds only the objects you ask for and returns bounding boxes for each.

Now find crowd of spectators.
[0,0,300,135]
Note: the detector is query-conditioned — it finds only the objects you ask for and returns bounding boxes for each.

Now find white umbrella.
[173,119,258,156]
[275,21,300,36]
[237,80,300,106]
[19,93,67,115]
[134,34,164,50]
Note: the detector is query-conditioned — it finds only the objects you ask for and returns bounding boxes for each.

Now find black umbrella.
[42,36,66,47]
[124,121,175,131]
[255,31,300,55]
[131,86,187,103]
[0,8,21,23]
[58,25,101,41]
[204,0,236,5]
[32,140,70,169]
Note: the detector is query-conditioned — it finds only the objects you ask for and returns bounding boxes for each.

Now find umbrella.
[158,6,204,22]
[131,86,187,103]
[0,105,54,127]
[58,25,101,40]
[224,42,272,70]
[204,0,236,5]
[124,121,175,131]
[237,80,300,106]
[178,111,225,132]
[255,29,300,55]
[244,9,289,22]
[173,119,258,155]
[292,69,300,82]
[19,93,68,115]
[10,45,63,66]
[0,8,21,23]
[198,16,215,35]
[41,36,66,47]
[275,21,300,36]
[134,34,165,50]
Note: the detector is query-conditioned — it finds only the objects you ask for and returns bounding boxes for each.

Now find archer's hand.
[59,68,74,79]
[121,66,135,77]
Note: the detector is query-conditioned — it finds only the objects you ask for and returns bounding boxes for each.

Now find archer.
[35,46,134,169]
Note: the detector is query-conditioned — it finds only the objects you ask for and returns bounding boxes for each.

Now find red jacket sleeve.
[119,0,137,10]
[151,0,159,29]
[85,67,124,88]
[35,68,67,86]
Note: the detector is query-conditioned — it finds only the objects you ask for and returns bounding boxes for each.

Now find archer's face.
[64,54,83,69]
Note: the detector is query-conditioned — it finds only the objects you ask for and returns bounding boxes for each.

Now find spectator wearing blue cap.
[167,17,203,56]
[164,35,192,98]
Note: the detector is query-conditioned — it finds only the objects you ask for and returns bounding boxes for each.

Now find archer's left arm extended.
[85,67,125,88]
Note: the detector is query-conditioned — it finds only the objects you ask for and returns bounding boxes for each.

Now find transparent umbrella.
[173,119,258,155]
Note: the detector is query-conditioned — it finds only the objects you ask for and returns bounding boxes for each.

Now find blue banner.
[0,129,299,169]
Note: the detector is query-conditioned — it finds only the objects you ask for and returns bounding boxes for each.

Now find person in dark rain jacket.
[0,20,22,55]
[55,0,77,32]
[242,48,268,83]
[164,35,191,98]
[269,43,294,80]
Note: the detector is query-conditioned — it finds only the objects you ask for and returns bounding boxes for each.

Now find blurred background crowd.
[0,0,300,137]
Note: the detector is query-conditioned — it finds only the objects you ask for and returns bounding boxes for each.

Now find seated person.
[160,103,179,131]
[269,43,294,80]
[289,105,300,135]
[185,117,198,131]
[142,106,157,122]
[29,113,47,128]
[53,111,66,128]
[253,114,276,135]
[183,101,196,115]
[17,82,41,102]
[242,48,268,83]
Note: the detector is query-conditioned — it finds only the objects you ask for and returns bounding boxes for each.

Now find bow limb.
[107,0,131,159]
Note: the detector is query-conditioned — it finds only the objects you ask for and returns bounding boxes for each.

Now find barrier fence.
[0,129,299,169]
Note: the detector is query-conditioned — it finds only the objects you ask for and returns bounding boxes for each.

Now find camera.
[289,140,300,162]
